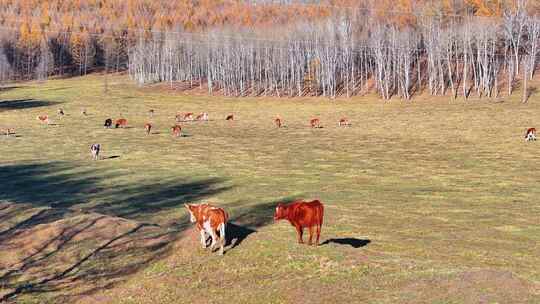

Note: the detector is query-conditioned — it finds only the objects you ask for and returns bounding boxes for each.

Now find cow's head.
[274,203,287,221]
[184,203,197,223]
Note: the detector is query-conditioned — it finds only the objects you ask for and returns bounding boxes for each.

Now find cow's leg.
[295,225,304,244]
[209,229,218,251]
[315,225,321,246]
[200,229,207,248]
[308,226,314,246]
[218,223,226,255]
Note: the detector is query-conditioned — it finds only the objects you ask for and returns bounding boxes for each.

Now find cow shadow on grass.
[0,99,60,112]
[321,238,371,248]
[0,161,230,302]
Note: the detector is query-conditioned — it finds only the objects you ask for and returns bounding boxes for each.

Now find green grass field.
[1,74,539,303]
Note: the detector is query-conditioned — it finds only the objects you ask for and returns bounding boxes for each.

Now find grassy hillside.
[0,75,539,303]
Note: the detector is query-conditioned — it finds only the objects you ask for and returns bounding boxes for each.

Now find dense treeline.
[1,0,539,100]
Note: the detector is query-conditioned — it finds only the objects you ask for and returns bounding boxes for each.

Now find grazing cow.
[226,114,234,121]
[196,112,209,121]
[310,118,321,128]
[525,128,536,141]
[144,123,152,135]
[274,200,324,246]
[185,203,228,255]
[104,118,113,128]
[175,114,183,123]
[90,144,100,160]
[57,108,65,116]
[37,115,50,124]
[1,128,13,137]
[171,125,182,137]
[149,109,154,117]
[184,112,194,121]
[338,118,350,127]
[115,118,127,128]
[275,117,282,128]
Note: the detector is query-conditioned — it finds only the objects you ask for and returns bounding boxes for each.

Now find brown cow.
[275,117,282,128]
[310,118,321,128]
[274,200,324,246]
[171,125,182,137]
[37,115,50,124]
[115,118,127,128]
[196,112,209,121]
[226,114,234,121]
[338,118,350,127]
[185,203,228,255]
[144,123,152,135]
[525,128,536,141]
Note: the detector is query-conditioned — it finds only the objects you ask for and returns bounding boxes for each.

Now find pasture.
[1,74,539,303]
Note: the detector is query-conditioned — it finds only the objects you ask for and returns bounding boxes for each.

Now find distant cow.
[104,118,113,128]
[275,117,282,128]
[525,128,536,141]
[196,112,209,121]
[338,118,350,127]
[37,115,50,124]
[185,203,228,255]
[184,112,194,121]
[1,128,13,137]
[115,118,127,128]
[226,114,234,121]
[90,144,100,160]
[144,123,152,135]
[82,108,87,116]
[274,200,324,246]
[57,108,65,116]
[149,109,154,117]
[171,125,182,137]
[310,118,321,128]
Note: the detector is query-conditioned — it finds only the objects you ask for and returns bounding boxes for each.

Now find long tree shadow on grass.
[0,161,229,302]
[0,99,60,111]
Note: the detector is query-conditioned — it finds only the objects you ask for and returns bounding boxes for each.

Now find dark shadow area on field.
[321,238,371,248]
[102,155,120,160]
[0,99,60,112]
[0,86,22,92]
[0,160,229,302]
[225,197,301,251]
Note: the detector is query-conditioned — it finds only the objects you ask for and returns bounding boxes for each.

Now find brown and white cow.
[525,128,536,141]
[37,115,50,124]
[183,112,194,121]
[196,112,209,121]
[338,118,350,127]
[275,117,282,128]
[185,203,228,255]
[175,114,183,123]
[144,123,152,135]
[310,118,321,128]
[115,118,127,128]
[171,125,182,137]
[274,200,324,246]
